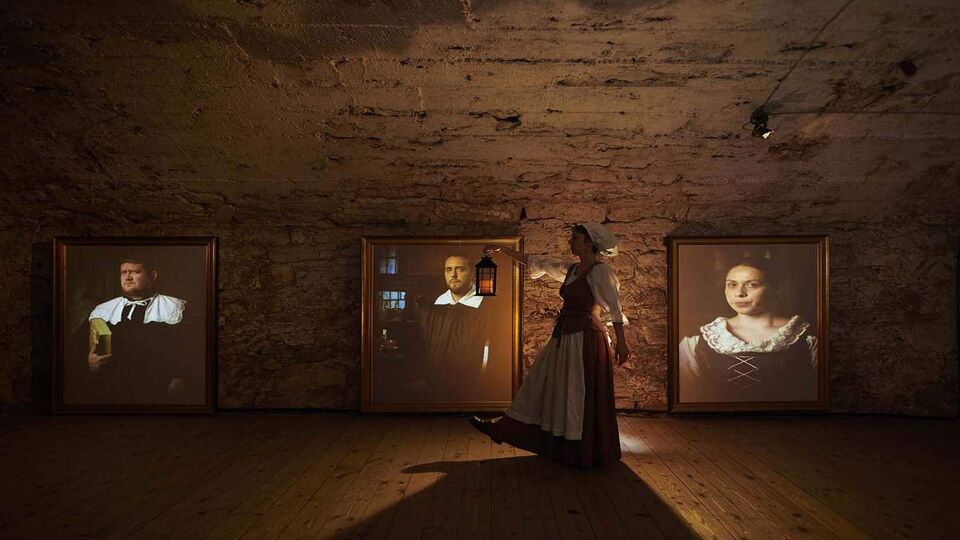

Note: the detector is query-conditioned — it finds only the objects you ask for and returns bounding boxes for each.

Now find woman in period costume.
[679,253,818,403]
[469,223,628,468]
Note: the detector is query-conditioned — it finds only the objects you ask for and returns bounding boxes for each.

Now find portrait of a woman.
[676,243,824,405]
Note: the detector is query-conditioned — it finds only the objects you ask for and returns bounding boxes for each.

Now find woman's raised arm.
[482,245,528,266]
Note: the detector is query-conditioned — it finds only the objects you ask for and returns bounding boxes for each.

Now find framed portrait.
[361,236,523,412]
[53,237,217,413]
[668,236,829,412]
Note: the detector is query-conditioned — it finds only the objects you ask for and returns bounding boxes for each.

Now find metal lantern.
[475,255,497,296]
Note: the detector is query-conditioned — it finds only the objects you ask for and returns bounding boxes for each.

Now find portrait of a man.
[415,253,497,401]
[55,238,216,412]
[362,237,521,412]
[86,257,194,403]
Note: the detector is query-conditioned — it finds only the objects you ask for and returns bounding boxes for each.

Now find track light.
[746,0,857,141]
[750,108,773,140]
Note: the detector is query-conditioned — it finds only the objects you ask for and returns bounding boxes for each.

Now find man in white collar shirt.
[434,255,485,308]
[416,254,496,401]
[85,256,195,404]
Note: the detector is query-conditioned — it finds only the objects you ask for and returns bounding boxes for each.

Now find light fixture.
[751,108,774,139]
[755,124,773,139]
[475,255,497,296]
[744,0,857,140]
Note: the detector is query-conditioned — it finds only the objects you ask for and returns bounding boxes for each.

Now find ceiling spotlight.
[750,108,773,139]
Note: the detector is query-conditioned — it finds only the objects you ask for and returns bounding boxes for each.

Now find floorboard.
[514,447,562,539]
[421,417,471,540]
[668,418,857,539]
[238,416,380,540]
[619,417,734,539]
[206,414,352,540]
[383,416,452,540]
[1,412,957,539]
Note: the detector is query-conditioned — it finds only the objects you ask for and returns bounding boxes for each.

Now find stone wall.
[1,1,958,415]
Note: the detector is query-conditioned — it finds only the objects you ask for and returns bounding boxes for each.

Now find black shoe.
[468,415,490,436]
[468,416,502,444]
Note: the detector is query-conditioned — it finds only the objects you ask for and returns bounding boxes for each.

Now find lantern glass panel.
[475,257,497,296]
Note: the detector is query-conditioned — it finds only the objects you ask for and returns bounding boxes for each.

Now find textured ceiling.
[1,0,958,227]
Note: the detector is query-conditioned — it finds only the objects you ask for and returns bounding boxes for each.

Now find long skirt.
[490,328,621,468]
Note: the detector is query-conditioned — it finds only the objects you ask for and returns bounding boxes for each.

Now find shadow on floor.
[326,453,697,539]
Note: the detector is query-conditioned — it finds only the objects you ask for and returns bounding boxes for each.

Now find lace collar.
[699,315,809,354]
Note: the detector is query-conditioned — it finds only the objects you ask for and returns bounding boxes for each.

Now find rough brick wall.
[1,1,958,415]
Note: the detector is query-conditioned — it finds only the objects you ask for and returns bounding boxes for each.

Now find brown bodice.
[552,263,605,337]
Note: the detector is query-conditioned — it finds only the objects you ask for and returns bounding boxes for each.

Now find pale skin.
[88,262,183,393]
[483,229,630,365]
[723,264,789,343]
[88,262,158,372]
[443,255,474,302]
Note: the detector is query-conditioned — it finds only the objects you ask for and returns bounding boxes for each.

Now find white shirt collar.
[89,294,186,325]
[434,288,484,308]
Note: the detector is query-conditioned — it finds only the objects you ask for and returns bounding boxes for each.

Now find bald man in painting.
[416,254,497,402]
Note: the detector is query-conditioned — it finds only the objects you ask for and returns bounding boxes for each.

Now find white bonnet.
[580,223,619,257]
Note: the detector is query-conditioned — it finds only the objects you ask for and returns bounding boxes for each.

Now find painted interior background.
[368,242,515,407]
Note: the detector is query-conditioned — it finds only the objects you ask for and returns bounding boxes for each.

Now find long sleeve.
[528,255,569,283]
[678,335,707,401]
[586,263,628,325]
[806,335,819,371]
[678,336,701,377]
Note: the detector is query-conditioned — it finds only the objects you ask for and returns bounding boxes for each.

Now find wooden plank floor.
[1,413,957,539]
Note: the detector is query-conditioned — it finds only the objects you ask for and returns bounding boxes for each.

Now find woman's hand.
[611,323,629,366]
[614,341,630,366]
[483,245,527,265]
[481,245,502,257]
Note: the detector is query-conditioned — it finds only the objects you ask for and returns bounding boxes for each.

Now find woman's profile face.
[569,230,593,256]
[724,264,772,316]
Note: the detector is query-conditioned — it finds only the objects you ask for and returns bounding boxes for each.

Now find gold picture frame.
[361,236,523,412]
[668,236,829,412]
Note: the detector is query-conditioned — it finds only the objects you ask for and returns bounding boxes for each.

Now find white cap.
[580,223,619,257]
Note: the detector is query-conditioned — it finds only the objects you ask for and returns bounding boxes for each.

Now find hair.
[695,245,815,325]
[442,252,475,279]
[727,251,780,285]
[572,225,600,254]
[118,256,157,274]
[717,248,787,301]
[443,252,474,265]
